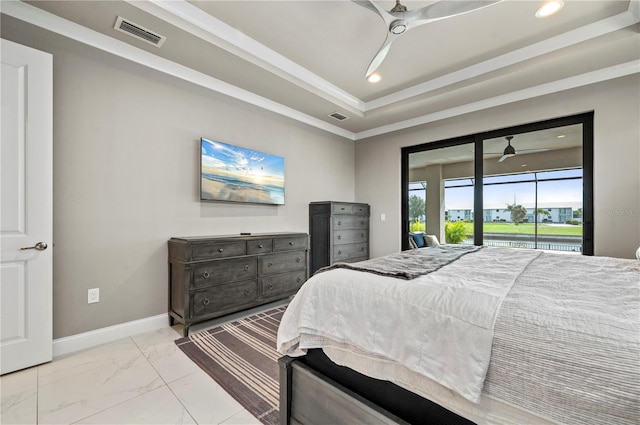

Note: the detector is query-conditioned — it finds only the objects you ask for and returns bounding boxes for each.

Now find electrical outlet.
[88,288,100,304]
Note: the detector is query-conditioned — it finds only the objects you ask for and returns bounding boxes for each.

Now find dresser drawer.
[192,257,258,288]
[333,243,368,262]
[259,251,306,275]
[191,280,258,318]
[333,229,368,245]
[274,235,308,252]
[191,240,246,261]
[261,270,306,299]
[247,238,273,255]
[333,215,368,230]
[331,203,369,216]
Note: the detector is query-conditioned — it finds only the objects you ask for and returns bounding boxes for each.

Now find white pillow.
[425,234,440,247]
[636,246,640,260]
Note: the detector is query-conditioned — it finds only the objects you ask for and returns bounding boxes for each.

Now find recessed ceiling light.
[536,0,564,18]
[557,134,566,138]
[367,73,382,83]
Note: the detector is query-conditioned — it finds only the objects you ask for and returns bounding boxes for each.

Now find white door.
[1,39,53,375]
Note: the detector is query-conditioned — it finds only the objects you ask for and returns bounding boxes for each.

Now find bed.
[276,245,639,424]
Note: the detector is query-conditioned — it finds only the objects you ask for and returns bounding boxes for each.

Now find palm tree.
[506,203,527,225]
[536,208,551,223]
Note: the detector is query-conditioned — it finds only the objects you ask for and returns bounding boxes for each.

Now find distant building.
[446,209,473,222]
[445,202,582,223]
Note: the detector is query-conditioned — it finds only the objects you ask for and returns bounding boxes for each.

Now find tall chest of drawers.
[168,232,308,336]
[309,202,370,275]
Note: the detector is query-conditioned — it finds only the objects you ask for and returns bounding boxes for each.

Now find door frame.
[401,112,594,254]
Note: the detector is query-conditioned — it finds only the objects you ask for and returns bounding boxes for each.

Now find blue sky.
[201,138,284,179]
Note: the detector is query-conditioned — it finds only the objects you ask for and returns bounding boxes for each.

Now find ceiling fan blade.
[365,32,399,78]
[516,148,551,154]
[352,0,395,26]
[405,0,502,23]
[498,153,515,163]
[355,0,503,79]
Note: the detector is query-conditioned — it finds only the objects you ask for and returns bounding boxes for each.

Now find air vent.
[329,112,349,121]
[114,17,166,47]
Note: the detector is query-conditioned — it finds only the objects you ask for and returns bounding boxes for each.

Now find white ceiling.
[3,0,640,140]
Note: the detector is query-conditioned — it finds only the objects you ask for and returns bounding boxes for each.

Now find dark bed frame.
[279,349,475,425]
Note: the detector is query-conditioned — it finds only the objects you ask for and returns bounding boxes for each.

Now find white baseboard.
[52,314,170,358]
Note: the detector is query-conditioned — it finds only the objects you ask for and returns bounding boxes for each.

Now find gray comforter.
[484,252,639,424]
[279,247,640,424]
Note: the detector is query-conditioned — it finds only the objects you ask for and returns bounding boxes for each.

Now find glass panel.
[537,174,583,252]
[408,181,426,232]
[408,143,474,244]
[482,124,583,252]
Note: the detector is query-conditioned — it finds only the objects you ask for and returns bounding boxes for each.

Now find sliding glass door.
[401,113,593,254]
[482,124,584,252]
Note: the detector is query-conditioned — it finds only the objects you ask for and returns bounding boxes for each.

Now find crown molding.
[355,60,640,140]
[133,0,638,114]
[629,0,640,21]
[126,0,366,117]
[364,8,640,112]
[2,0,638,142]
[1,0,356,140]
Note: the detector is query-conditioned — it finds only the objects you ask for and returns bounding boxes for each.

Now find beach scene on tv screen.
[201,138,285,204]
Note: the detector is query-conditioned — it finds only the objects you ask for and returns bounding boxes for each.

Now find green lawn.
[463,222,582,236]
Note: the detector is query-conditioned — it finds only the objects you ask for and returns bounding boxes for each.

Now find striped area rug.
[175,306,285,425]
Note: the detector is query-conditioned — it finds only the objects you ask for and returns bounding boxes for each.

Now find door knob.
[20,242,48,251]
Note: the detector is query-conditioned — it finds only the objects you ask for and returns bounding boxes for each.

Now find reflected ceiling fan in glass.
[486,136,550,163]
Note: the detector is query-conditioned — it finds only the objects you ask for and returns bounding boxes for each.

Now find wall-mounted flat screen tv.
[200,137,285,205]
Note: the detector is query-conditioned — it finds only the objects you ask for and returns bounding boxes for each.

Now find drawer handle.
[338,250,342,255]
[268,262,273,267]
[258,244,263,249]
[268,284,274,290]
[203,272,210,279]
[244,289,251,296]
[289,242,294,246]
[361,247,364,251]
[337,221,341,225]
[296,257,301,263]
[244,264,249,271]
[340,207,346,210]
[361,220,365,225]
[361,233,364,237]
[337,235,341,240]
[202,298,210,306]
[296,277,301,283]
[218,248,224,253]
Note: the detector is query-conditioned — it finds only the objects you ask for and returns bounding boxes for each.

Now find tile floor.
[1,302,287,425]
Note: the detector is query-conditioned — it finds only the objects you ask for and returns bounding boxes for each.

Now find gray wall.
[356,75,640,260]
[2,17,355,339]
[4,16,639,340]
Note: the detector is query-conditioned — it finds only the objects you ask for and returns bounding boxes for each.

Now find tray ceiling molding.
[126,0,366,117]
[1,0,356,140]
[356,60,640,140]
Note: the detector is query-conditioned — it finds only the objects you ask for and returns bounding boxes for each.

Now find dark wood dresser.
[309,202,370,275]
[168,232,308,336]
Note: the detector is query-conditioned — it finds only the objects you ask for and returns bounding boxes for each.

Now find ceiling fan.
[353,0,503,79]
[490,136,550,163]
